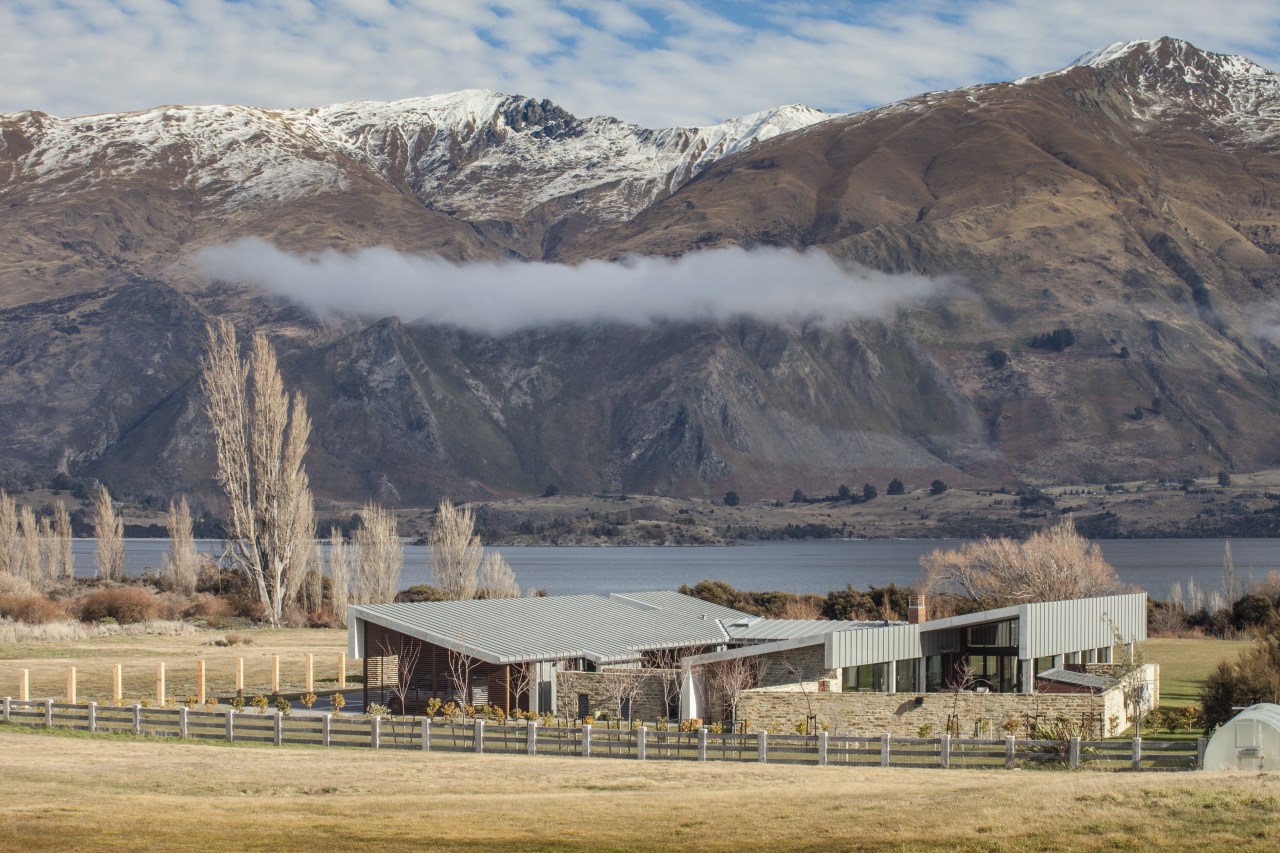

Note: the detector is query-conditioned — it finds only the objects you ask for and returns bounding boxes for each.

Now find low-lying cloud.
[192,239,946,335]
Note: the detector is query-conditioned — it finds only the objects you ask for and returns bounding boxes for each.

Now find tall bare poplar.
[477,551,520,599]
[52,502,74,581]
[429,500,481,600]
[354,504,403,604]
[302,543,325,614]
[0,490,18,577]
[201,319,315,627]
[328,527,352,627]
[37,516,60,588]
[93,485,125,582]
[163,497,200,596]
[19,505,41,584]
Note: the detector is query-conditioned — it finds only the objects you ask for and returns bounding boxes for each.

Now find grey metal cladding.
[827,623,922,668]
[1022,592,1147,658]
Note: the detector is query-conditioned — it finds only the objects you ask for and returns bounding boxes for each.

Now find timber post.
[271,656,280,694]
[112,664,122,706]
[882,732,892,767]
[1005,735,1016,769]
[474,719,485,753]
[156,662,165,707]
[1196,737,1208,770]
[87,701,96,734]
[306,654,314,693]
[44,698,52,728]
[338,652,347,689]
[526,721,537,756]
[3,696,9,723]
[1131,736,1142,771]
[637,725,647,761]
[1069,736,1081,770]
[66,666,76,704]
[421,718,430,752]
[758,730,768,763]
[323,713,332,748]
[371,716,381,749]
[273,711,283,746]
[19,669,28,702]
[225,708,235,742]
[940,733,951,768]
[235,658,244,695]
[582,723,592,757]
[697,726,708,761]
[179,707,189,739]
[818,730,828,766]
[132,704,141,736]
[196,659,206,705]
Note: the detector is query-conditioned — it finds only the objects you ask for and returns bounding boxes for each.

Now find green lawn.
[1140,637,1251,709]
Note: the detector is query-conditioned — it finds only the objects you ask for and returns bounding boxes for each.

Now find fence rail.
[0,697,1205,771]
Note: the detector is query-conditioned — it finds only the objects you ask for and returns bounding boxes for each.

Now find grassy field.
[1,727,1278,852]
[0,627,350,702]
[1140,638,1251,709]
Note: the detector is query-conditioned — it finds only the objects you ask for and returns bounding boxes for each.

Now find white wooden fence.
[1,698,1206,771]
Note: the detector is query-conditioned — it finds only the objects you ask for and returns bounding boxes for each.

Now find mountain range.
[1,37,1279,507]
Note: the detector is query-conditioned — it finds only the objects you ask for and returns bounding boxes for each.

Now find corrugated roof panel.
[1036,668,1111,690]
[730,619,894,641]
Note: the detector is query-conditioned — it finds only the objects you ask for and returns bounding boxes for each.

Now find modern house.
[348,589,1153,736]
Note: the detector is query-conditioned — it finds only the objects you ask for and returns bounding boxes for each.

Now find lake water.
[73,537,1280,598]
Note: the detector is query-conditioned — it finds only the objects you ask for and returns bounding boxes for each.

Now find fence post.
[88,701,97,734]
[697,726,708,762]
[132,704,142,736]
[306,654,314,694]
[882,732,892,768]
[421,718,430,752]
[818,730,829,766]
[271,656,280,694]
[19,669,28,702]
[274,712,283,746]
[3,696,9,723]
[196,660,206,705]
[1131,736,1142,771]
[180,707,189,739]
[759,730,768,763]
[225,708,235,742]
[940,733,950,768]
[44,698,53,728]
[66,666,76,704]
[1196,737,1208,770]
[1005,735,1015,769]
[582,723,592,757]
[637,725,647,761]
[371,716,381,749]
[323,714,332,748]
[156,662,166,708]
[338,652,347,689]
[112,664,122,706]
[1068,736,1080,770]
[526,721,537,756]
[235,658,244,695]
[474,719,485,753]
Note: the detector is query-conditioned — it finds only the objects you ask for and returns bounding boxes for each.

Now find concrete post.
[818,730,829,766]
[759,731,768,763]
[421,718,430,752]
[88,701,97,733]
[271,656,280,694]
[112,664,122,706]
[881,732,892,767]
[940,733,951,768]
[66,666,76,704]
[1131,736,1142,771]
[323,714,332,748]
[235,658,244,694]
[179,707,189,739]
[371,716,381,749]
[196,660,206,705]
[132,704,142,736]
[886,660,897,695]
[306,654,314,693]
[1068,736,1080,770]
[273,712,283,746]
[44,698,52,728]
[1020,659,1035,694]
[156,662,166,707]
[474,719,485,753]
[225,708,235,742]
[1052,654,1065,670]
[582,723,592,757]
[697,726,708,761]
[637,726,647,761]
[916,659,927,692]
[19,669,28,702]
[338,652,347,689]
[1196,737,1208,770]
[1005,735,1016,769]
[526,721,537,756]
[3,696,10,723]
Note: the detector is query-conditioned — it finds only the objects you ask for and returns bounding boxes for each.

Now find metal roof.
[728,618,896,641]
[349,590,751,665]
[1035,668,1113,690]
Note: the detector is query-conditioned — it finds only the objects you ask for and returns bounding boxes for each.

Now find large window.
[896,659,919,693]
[843,663,890,692]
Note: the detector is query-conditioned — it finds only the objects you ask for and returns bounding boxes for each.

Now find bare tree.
[93,485,124,582]
[302,542,324,614]
[378,635,423,719]
[599,667,649,723]
[446,643,480,708]
[162,497,200,596]
[429,500,481,600]
[921,516,1121,606]
[201,320,314,626]
[1223,541,1239,603]
[52,502,74,581]
[354,503,403,604]
[327,527,352,627]
[648,648,685,722]
[477,550,520,599]
[708,656,768,727]
[0,490,18,577]
[37,516,60,588]
[18,505,42,585]
[504,661,537,716]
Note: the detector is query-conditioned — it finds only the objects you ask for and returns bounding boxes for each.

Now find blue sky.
[3,1,1279,125]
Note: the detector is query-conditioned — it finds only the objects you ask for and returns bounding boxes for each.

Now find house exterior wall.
[754,645,840,688]
[737,664,1158,738]
[556,669,675,722]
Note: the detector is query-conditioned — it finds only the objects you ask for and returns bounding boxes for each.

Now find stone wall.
[556,669,675,722]
[754,645,840,688]
[738,664,1159,738]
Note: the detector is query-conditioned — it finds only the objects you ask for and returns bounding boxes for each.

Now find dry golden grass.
[0,627,350,702]
[0,727,1278,851]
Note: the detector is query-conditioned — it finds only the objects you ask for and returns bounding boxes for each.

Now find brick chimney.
[907,594,927,624]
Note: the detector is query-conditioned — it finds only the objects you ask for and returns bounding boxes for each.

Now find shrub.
[184,593,234,624]
[930,480,949,496]
[887,478,905,496]
[275,696,291,716]
[0,594,70,624]
[366,703,391,719]
[0,573,39,598]
[300,692,317,710]
[251,694,269,713]
[1028,328,1075,352]
[230,696,246,713]
[723,490,740,507]
[331,693,346,715]
[74,586,162,624]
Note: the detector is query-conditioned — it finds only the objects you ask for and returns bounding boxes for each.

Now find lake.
[72,537,1280,598]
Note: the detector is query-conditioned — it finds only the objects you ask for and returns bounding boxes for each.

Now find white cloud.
[1,2,1278,126]
[191,239,946,334]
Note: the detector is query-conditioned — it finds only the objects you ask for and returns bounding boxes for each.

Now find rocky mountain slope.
[1,38,1279,506]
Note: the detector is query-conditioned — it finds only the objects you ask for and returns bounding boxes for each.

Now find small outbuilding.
[1203,703,1280,770]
